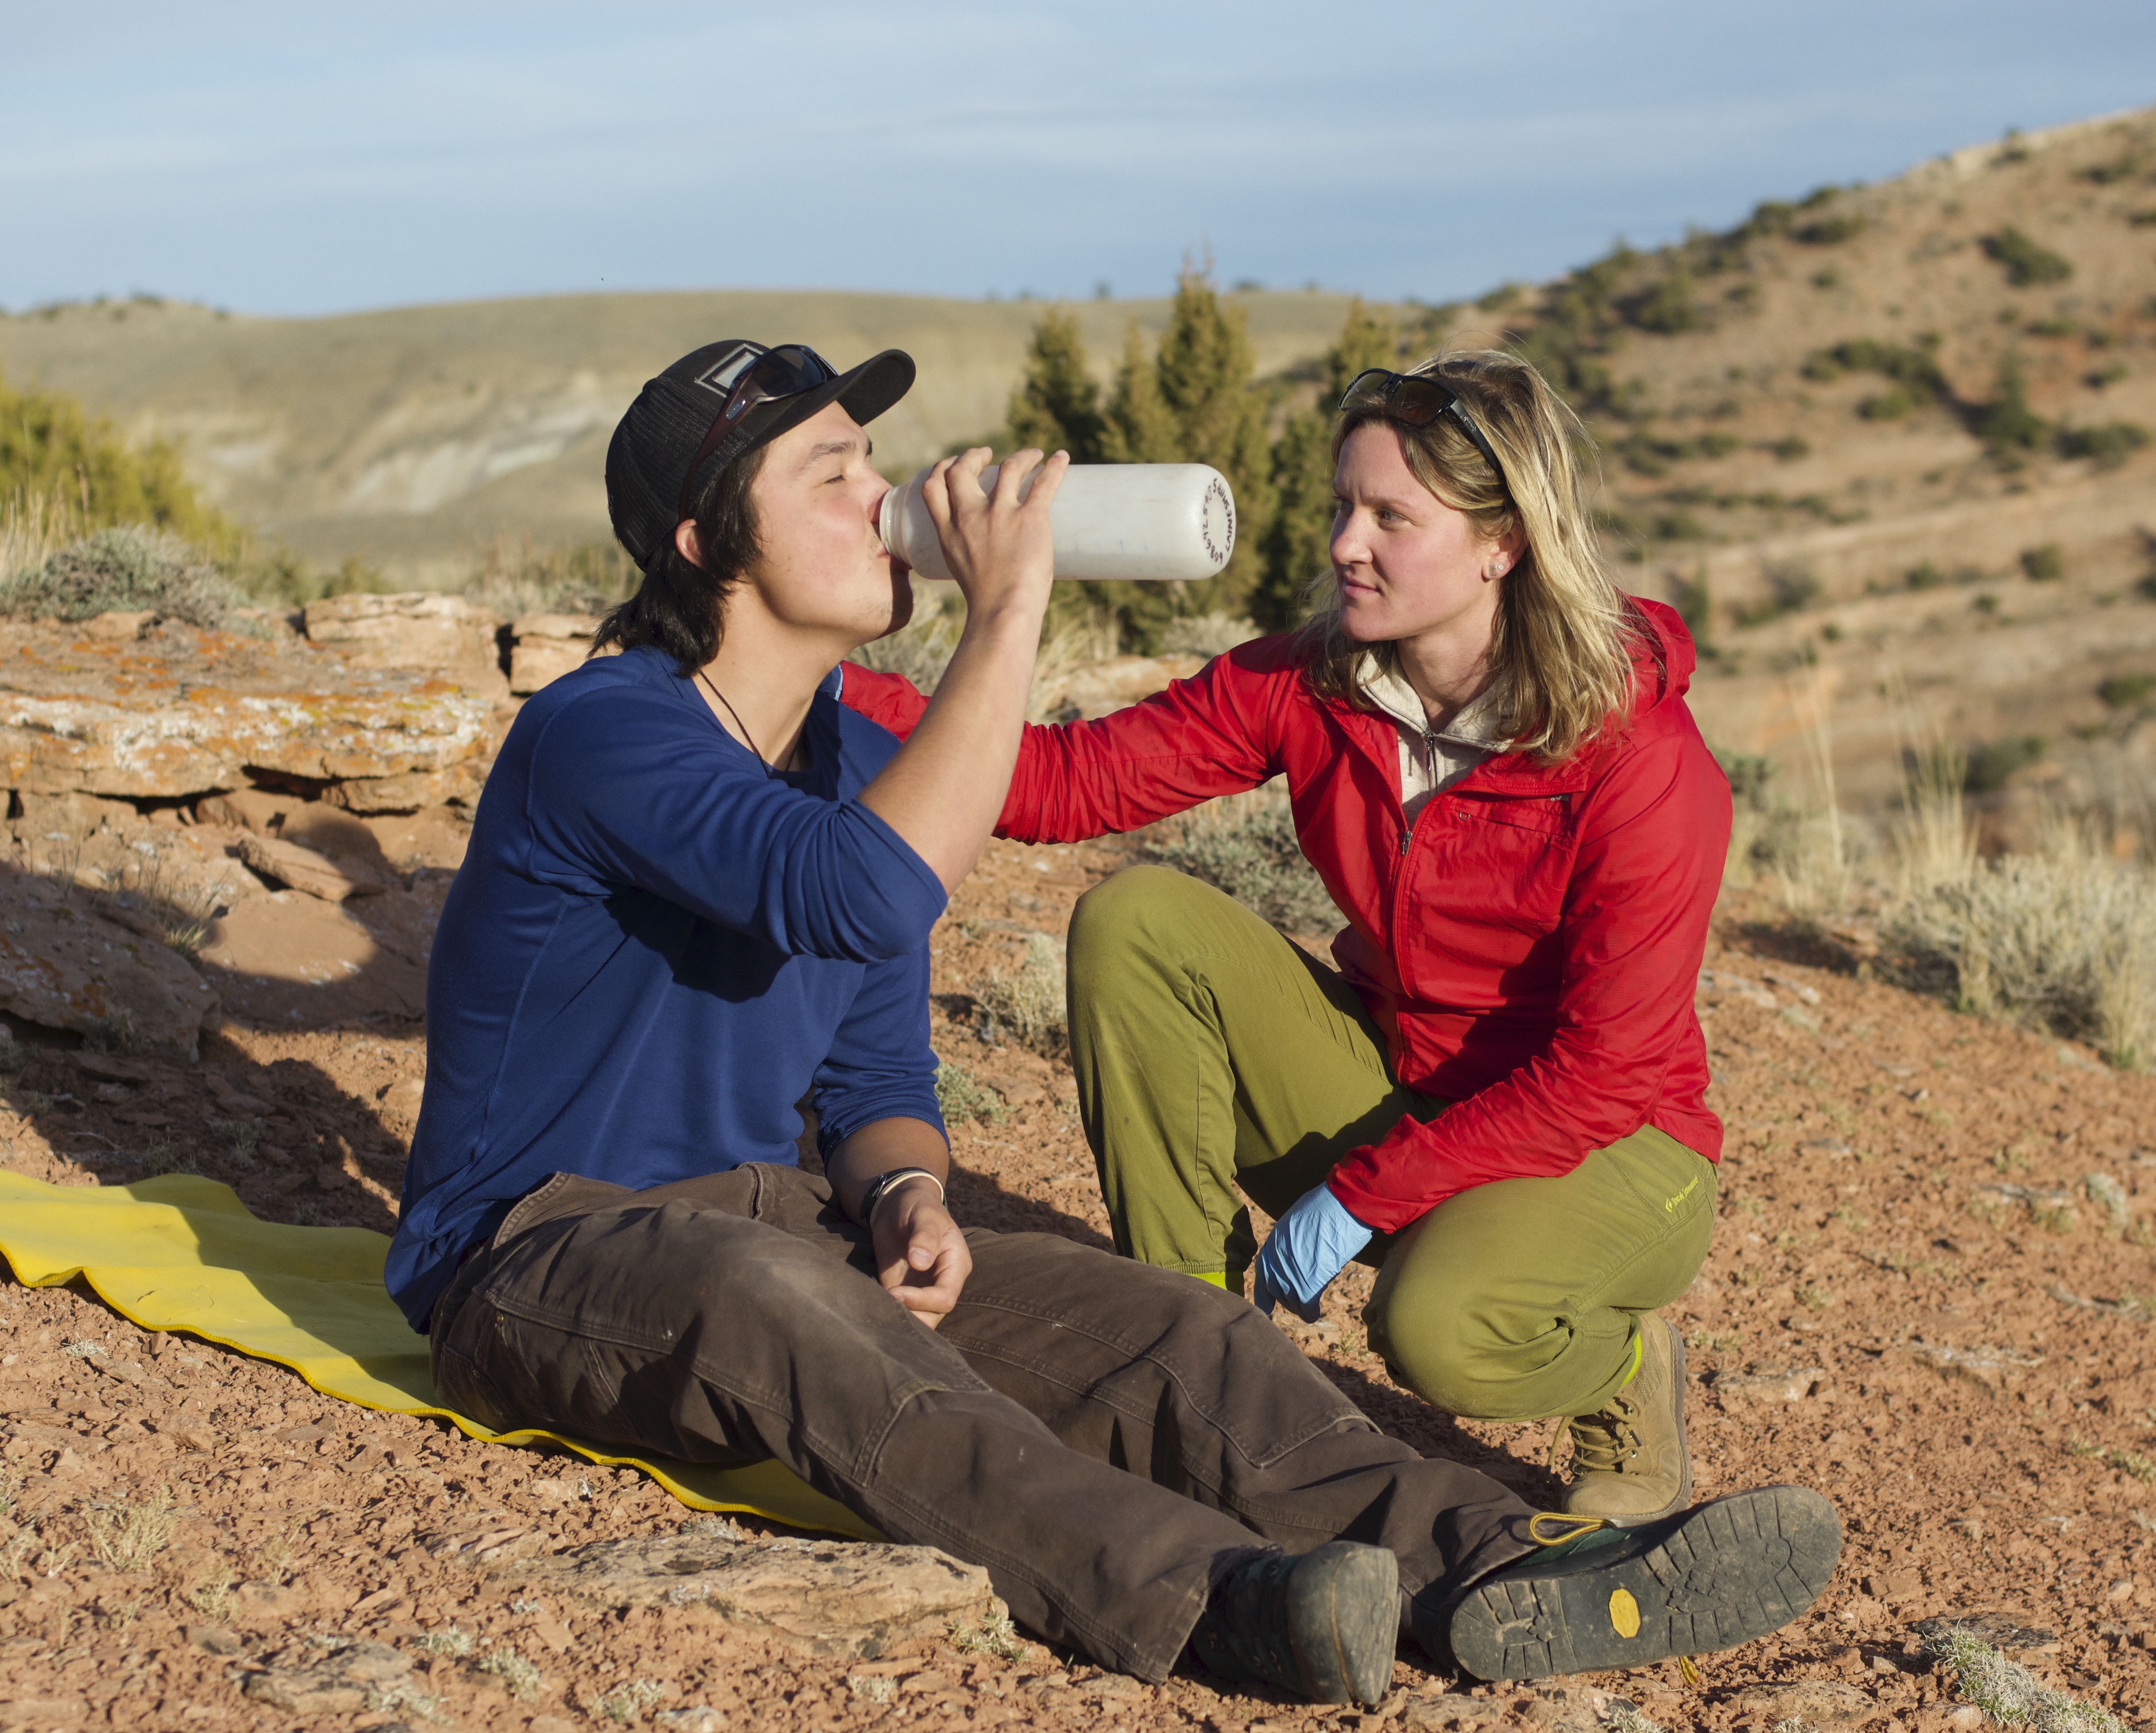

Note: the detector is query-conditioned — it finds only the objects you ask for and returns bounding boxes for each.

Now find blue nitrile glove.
[1252,1185,1373,1323]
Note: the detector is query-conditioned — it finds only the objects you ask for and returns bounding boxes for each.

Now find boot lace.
[1559,1389,1642,1476]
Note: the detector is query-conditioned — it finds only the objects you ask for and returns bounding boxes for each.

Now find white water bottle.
[878,462,1235,582]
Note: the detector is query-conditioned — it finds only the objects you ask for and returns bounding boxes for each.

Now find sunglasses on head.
[1339,368,1508,497]
[676,343,840,517]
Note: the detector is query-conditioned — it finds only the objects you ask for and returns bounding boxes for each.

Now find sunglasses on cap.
[676,343,841,518]
[1339,368,1509,497]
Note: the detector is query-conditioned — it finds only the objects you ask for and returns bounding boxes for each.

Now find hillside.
[0,288,1378,585]
[1447,107,2156,811]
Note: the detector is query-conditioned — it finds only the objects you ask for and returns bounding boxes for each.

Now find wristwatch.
[860,1166,946,1227]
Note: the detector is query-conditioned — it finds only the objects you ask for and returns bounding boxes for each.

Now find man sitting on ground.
[386,339,1839,1704]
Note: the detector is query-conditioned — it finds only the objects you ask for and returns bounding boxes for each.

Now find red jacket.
[840,597,1729,1234]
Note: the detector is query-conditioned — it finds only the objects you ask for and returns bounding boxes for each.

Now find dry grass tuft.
[84,1489,178,1574]
[1888,813,2156,1067]
[475,1647,544,1698]
[0,489,85,586]
[948,1612,1027,1659]
[934,1061,1007,1126]
[975,933,1068,1061]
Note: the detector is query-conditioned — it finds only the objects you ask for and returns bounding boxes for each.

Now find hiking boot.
[1561,1315,1690,1526]
[1447,1487,1842,1682]
[1188,1542,1399,1705]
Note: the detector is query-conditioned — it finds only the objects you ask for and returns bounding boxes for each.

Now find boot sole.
[1448,1486,1840,1682]
[1564,1318,1692,1529]
[1289,1542,1401,1705]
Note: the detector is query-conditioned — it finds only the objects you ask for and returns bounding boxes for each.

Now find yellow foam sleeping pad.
[0,1169,875,1540]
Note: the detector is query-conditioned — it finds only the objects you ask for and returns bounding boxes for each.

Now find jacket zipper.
[1401,722,1438,857]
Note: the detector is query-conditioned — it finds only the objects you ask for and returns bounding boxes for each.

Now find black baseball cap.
[606,339,915,570]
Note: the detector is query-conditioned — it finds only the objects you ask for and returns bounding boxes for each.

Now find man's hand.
[870,1179,972,1328]
[920,445,1066,625]
[859,446,1066,892]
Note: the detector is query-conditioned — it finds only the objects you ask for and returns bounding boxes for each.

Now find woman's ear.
[1483,526,1526,582]
[673,519,704,568]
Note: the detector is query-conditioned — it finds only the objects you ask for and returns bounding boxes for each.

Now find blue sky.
[1,2,2148,317]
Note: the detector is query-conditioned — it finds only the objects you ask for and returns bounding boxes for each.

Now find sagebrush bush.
[975,933,1069,1061]
[0,526,248,628]
[1981,225,2074,287]
[1888,825,2156,1068]
[2057,421,2151,470]
[462,535,634,620]
[1923,1626,2130,1733]
[1141,794,1339,936]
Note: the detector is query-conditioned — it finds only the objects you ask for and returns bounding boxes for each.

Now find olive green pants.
[1066,866,1717,1423]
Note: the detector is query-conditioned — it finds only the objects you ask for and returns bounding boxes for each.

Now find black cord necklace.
[696,667,775,777]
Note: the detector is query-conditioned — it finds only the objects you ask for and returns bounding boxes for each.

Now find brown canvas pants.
[428,1164,1536,1682]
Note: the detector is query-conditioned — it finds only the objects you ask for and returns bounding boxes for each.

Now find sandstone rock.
[276,802,386,861]
[1716,1365,1823,1403]
[304,592,507,695]
[1730,1678,1878,1727]
[0,1698,85,1726]
[242,1638,412,1716]
[235,834,380,902]
[81,611,154,642]
[0,683,495,797]
[0,874,218,1056]
[13,790,137,835]
[195,789,301,834]
[376,1077,425,1129]
[324,758,486,813]
[479,1528,1006,1660]
[358,806,470,871]
[193,887,429,1028]
[510,612,604,695]
[0,618,496,799]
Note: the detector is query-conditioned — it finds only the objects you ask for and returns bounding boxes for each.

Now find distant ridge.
[0,287,1380,583]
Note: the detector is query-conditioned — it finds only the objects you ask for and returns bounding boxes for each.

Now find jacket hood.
[1625,596,1696,719]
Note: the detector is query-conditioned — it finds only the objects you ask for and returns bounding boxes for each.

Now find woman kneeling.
[970,352,1724,1524]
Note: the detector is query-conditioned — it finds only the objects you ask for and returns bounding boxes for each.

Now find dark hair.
[592,442,770,675]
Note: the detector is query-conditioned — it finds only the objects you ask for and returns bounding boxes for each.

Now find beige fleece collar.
[1353,654,1512,751]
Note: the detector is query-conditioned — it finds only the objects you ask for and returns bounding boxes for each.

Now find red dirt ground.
[3,834,2154,1732]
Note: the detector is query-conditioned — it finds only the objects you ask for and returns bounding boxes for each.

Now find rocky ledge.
[0,611,502,805]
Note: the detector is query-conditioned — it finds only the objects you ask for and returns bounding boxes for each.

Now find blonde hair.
[1296,348,1651,764]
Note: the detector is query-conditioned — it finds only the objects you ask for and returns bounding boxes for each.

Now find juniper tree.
[1252,300,1399,630]
[1103,322,1178,465]
[1005,311,1108,462]
[1092,267,1277,648]
[1148,265,1276,611]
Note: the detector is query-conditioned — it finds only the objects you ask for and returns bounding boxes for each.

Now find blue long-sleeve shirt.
[385,646,948,1329]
